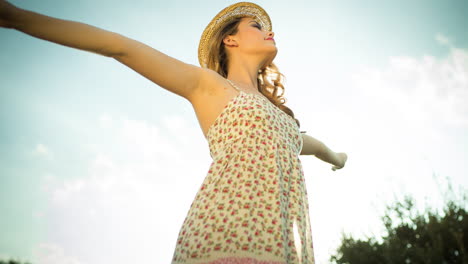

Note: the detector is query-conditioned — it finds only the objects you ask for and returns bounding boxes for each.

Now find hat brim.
[198,2,272,68]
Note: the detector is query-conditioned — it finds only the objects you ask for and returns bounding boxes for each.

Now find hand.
[332,152,347,171]
[0,0,18,29]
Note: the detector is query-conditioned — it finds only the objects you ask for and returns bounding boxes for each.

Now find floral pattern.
[172,82,314,264]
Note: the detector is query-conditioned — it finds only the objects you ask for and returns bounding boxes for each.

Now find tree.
[331,185,468,264]
[0,260,32,264]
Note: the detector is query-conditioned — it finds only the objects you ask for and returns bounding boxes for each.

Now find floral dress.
[172,80,314,264]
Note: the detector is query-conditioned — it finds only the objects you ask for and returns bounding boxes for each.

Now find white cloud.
[352,38,468,126]
[435,33,452,47]
[35,144,49,155]
[345,39,468,202]
[32,243,84,264]
[98,113,113,128]
[32,143,54,160]
[52,178,85,205]
[39,114,211,264]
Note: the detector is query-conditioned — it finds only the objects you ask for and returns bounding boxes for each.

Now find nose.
[267,31,274,38]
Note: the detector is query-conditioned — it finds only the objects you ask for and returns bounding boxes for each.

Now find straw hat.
[197,2,272,68]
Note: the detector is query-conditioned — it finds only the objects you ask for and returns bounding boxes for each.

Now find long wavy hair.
[205,17,301,128]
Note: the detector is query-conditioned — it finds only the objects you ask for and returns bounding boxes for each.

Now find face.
[224,17,277,66]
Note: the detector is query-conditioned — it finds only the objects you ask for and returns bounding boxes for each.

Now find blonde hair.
[206,17,301,128]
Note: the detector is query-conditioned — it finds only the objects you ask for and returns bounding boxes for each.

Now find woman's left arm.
[300,133,348,171]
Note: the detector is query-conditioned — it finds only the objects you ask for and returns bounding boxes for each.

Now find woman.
[0,1,347,263]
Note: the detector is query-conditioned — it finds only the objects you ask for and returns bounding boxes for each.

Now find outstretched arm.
[300,133,348,171]
[0,1,204,100]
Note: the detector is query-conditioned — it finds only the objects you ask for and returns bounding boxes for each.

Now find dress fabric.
[172,81,315,264]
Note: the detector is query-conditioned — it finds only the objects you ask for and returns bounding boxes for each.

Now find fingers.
[332,164,344,171]
[332,152,348,171]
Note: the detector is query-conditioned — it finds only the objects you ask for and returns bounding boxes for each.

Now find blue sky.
[1,0,467,263]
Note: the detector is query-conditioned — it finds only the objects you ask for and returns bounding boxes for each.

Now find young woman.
[0,1,347,263]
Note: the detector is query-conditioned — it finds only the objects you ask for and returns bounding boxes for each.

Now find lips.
[265,37,274,41]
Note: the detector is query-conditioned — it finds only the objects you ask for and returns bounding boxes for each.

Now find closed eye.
[252,22,262,30]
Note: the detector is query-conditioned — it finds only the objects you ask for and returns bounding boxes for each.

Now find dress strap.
[226,79,241,92]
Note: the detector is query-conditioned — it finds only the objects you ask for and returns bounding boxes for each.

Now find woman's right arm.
[0,1,207,100]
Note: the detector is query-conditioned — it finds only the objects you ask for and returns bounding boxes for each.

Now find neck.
[226,55,263,91]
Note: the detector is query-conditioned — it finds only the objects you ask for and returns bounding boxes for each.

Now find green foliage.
[0,260,32,264]
[331,188,468,264]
